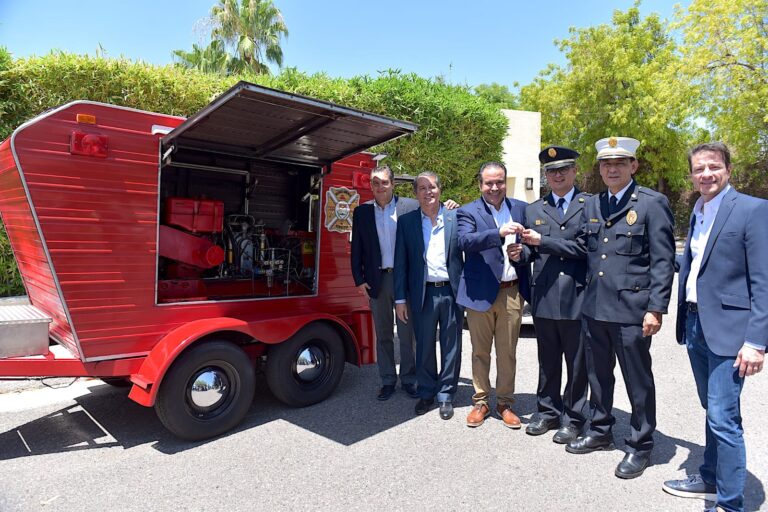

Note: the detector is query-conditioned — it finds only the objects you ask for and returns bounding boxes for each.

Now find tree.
[173,40,236,75]
[674,0,768,166]
[474,82,518,109]
[519,3,697,194]
[210,0,288,75]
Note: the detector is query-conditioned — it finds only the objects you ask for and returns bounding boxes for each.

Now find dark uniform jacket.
[525,190,590,320]
[578,181,675,325]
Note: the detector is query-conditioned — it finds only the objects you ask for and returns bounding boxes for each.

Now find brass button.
[598,271,604,277]
[601,254,607,260]
[603,237,609,243]
[559,272,564,276]
[607,221,612,227]
[634,286,640,291]
[560,226,565,231]
[560,257,564,261]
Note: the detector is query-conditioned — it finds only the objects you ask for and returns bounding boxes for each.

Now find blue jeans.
[686,310,746,512]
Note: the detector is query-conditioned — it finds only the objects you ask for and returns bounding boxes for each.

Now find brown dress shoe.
[466,403,490,427]
[496,404,521,429]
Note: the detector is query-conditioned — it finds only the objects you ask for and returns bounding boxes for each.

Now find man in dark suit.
[566,137,675,480]
[351,165,419,401]
[394,172,464,420]
[457,162,531,429]
[662,142,767,512]
[520,146,589,444]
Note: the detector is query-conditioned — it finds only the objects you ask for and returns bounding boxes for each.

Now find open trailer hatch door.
[161,81,418,166]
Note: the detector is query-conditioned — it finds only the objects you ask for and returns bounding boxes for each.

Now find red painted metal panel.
[4,102,377,372]
[0,139,76,354]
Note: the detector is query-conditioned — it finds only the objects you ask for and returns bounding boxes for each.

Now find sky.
[1,0,688,90]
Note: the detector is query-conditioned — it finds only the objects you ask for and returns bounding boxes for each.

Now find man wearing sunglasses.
[520,146,590,444]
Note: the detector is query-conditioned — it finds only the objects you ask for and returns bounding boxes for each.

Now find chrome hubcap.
[189,368,229,409]
[295,345,324,382]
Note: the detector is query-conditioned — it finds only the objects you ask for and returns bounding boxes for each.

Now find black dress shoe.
[415,398,435,415]
[377,385,396,401]
[615,452,651,479]
[401,383,419,398]
[525,417,560,436]
[565,434,616,454]
[552,425,581,444]
[438,401,453,420]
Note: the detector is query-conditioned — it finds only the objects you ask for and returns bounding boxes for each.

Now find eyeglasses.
[544,166,574,176]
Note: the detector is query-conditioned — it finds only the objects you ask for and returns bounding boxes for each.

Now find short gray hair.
[412,171,441,193]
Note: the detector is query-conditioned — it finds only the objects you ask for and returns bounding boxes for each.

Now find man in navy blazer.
[457,162,531,429]
[351,165,419,401]
[394,172,464,420]
[663,142,767,512]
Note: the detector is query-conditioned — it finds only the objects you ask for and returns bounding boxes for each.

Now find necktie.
[556,197,566,218]
[609,196,618,215]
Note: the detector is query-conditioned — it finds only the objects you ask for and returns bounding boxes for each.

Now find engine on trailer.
[157,197,315,303]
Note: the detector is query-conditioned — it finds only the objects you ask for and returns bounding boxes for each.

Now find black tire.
[154,341,255,441]
[100,377,131,388]
[265,323,345,407]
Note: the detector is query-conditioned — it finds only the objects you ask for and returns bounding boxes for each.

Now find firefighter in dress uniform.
[520,146,590,444]
[565,137,675,480]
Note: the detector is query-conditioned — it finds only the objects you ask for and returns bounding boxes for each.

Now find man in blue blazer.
[351,165,419,401]
[394,172,464,420]
[457,162,531,429]
[663,142,767,512]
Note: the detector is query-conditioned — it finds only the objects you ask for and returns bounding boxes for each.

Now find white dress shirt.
[608,180,634,204]
[552,187,576,216]
[685,184,731,303]
[421,207,450,282]
[483,199,518,282]
[374,196,397,268]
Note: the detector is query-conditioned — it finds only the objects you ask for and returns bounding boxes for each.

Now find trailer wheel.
[265,323,345,407]
[155,341,255,441]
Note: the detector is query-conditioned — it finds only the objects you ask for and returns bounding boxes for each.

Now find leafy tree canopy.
[674,0,768,166]
[519,3,697,193]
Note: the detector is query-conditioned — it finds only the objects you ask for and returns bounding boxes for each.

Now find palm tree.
[210,0,288,75]
[173,40,234,74]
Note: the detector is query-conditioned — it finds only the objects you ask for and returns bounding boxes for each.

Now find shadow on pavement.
[0,361,764,511]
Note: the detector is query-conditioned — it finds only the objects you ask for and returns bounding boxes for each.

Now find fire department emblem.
[548,148,557,158]
[608,137,618,148]
[325,187,360,233]
[627,209,638,225]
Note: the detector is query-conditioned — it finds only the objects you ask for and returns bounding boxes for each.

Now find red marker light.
[70,131,108,158]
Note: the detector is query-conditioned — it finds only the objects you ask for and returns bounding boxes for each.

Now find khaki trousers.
[466,284,523,407]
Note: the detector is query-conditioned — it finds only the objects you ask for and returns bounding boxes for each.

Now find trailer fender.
[128,314,360,407]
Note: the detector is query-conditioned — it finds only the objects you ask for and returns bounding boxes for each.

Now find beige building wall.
[501,109,541,203]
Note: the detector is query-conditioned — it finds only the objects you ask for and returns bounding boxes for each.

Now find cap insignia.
[548,148,557,158]
[608,137,618,148]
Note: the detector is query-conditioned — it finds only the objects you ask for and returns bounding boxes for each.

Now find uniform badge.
[608,137,618,148]
[590,218,599,223]
[535,219,545,225]
[626,210,637,226]
[548,148,557,158]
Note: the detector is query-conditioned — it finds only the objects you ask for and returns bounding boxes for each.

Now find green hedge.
[0,50,507,296]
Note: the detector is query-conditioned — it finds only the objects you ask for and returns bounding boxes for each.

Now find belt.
[380,268,394,273]
[426,281,450,287]
[499,279,519,289]
[687,302,698,313]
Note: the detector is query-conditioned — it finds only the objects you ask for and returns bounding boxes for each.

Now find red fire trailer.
[0,82,417,440]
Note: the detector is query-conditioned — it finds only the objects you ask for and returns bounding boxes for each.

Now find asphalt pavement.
[0,277,766,512]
